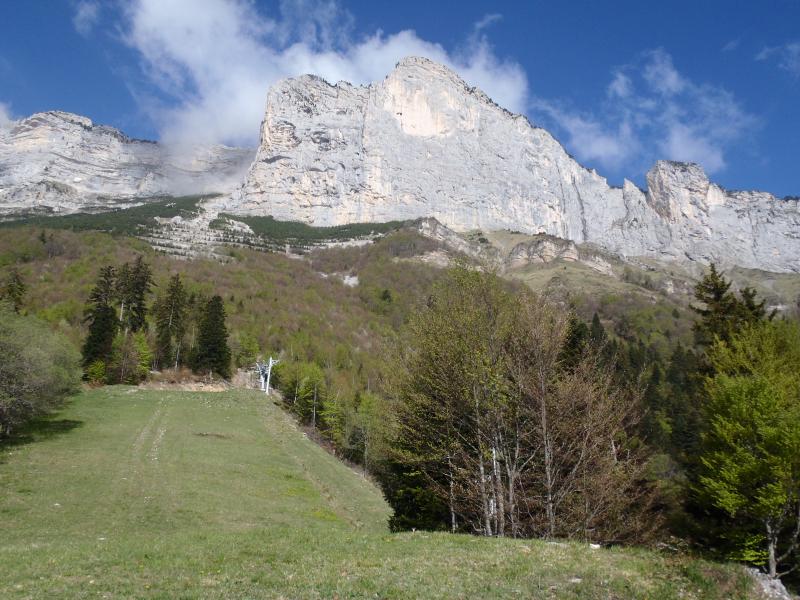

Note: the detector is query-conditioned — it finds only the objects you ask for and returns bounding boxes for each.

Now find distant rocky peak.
[645,160,713,220]
[232,56,799,273]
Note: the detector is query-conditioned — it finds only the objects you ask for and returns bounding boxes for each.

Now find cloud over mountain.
[121,0,527,147]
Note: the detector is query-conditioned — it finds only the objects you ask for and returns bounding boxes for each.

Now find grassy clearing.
[0,387,756,599]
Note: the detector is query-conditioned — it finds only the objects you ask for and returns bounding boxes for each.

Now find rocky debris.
[230,56,799,273]
[0,111,253,216]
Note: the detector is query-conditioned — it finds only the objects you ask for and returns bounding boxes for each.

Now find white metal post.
[266,356,279,395]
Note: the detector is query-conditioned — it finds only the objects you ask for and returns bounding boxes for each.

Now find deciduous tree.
[695,320,800,579]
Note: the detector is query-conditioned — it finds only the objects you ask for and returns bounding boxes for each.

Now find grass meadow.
[0,387,757,599]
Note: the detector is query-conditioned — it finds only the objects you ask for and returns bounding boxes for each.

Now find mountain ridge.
[227,56,798,273]
[0,56,797,273]
[0,110,254,215]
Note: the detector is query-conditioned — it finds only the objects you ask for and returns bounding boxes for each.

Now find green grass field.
[0,388,757,599]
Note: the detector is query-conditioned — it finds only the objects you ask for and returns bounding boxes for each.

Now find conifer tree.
[738,286,770,324]
[115,256,153,333]
[692,264,773,349]
[81,266,118,371]
[2,267,26,313]
[691,264,741,346]
[692,264,732,339]
[559,315,590,369]
[589,312,606,346]
[115,262,132,326]
[154,274,187,369]
[191,295,231,378]
[129,256,153,332]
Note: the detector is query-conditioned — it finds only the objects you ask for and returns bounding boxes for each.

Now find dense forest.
[1,224,800,583]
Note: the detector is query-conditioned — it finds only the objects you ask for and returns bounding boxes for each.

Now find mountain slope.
[229,56,799,273]
[0,111,253,215]
[0,387,760,599]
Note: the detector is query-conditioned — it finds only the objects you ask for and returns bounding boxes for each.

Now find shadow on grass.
[1,418,84,453]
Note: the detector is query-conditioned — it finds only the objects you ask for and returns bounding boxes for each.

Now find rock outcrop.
[0,111,253,215]
[229,56,799,273]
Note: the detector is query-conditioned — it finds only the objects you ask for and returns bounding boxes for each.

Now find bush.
[0,303,81,436]
[85,360,107,385]
[108,332,152,384]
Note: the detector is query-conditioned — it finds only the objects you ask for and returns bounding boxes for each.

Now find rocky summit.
[0,111,253,216]
[229,56,799,273]
[0,57,797,273]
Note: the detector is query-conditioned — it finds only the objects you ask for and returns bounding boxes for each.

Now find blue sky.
[0,0,798,196]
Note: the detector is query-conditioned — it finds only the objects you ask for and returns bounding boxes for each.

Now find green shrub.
[0,303,81,436]
[85,360,107,385]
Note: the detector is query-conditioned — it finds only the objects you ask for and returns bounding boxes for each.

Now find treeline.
[80,256,232,383]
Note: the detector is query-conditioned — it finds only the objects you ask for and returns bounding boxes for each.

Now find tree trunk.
[448,455,457,533]
[474,386,492,536]
[766,521,778,578]
[492,444,506,537]
[541,388,556,538]
[312,384,317,428]
[478,456,492,536]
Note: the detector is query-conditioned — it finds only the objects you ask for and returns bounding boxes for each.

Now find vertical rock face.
[230,56,799,273]
[0,111,253,214]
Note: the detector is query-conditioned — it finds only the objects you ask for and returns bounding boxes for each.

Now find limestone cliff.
[0,111,253,215]
[229,57,799,273]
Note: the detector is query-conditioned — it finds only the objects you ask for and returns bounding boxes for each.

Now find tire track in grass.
[110,396,168,526]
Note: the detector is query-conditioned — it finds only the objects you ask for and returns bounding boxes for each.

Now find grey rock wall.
[230,57,799,273]
[0,111,253,215]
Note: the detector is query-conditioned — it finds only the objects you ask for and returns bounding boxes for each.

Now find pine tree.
[589,312,606,346]
[691,264,741,346]
[2,267,26,313]
[559,315,590,369]
[692,264,734,343]
[115,262,132,327]
[191,295,231,378]
[81,266,118,371]
[738,286,770,324]
[115,256,153,333]
[692,264,773,349]
[154,274,187,369]
[128,256,153,332]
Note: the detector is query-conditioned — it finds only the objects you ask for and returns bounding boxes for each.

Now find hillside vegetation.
[0,195,209,237]
[0,226,440,391]
[0,387,759,599]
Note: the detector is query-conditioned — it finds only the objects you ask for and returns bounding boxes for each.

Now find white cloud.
[121,0,527,147]
[474,14,502,32]
[0,102,17,132]
[757,41,800,77]
[642,49,685,96]
[662,124,725,172]
[73,1,100,37]
[533,49,757,175]
[607,72,632,99]
[721,39,740,52]
[532,100,638,170]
